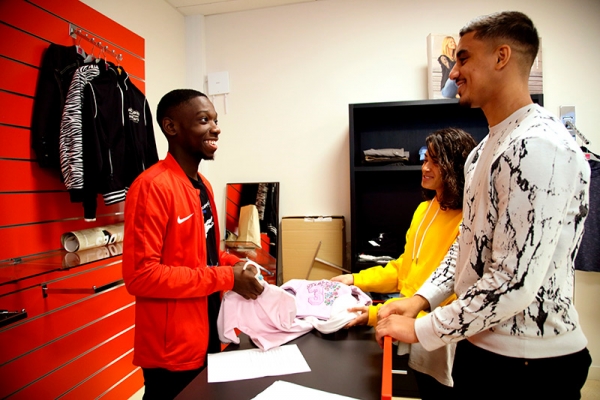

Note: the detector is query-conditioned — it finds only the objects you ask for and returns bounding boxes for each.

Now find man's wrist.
[414,294,431,312]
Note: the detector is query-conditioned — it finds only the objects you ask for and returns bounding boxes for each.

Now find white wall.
[84,0,600,379]
[201,0,600,224]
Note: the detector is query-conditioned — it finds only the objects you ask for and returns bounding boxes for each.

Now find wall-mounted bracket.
[42,279,124,298]
[560,105,576,140]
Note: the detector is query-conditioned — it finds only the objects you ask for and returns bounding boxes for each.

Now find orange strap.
[381,336,392,400]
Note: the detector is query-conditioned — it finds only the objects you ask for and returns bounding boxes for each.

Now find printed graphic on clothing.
[177,213,193,224]
[128,107,140,123]
[202,200,214,239]
[306,280,342,306]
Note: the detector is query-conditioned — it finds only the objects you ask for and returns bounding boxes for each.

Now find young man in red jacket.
[122,89,264,399]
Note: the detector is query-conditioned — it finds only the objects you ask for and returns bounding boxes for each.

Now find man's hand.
[377,295,429,321]
[330,274,354,285]
[375,315,418,348]
[344,306,369,328]
[232,262,264,300]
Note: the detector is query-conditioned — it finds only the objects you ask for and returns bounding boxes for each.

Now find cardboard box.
[281,216,346,283]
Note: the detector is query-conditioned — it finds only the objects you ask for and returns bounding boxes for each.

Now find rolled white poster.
[60,222,124,253]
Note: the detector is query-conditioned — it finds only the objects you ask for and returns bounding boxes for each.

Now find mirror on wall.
[225,182,280,264]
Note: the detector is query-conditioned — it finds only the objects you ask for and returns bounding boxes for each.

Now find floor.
[129,379,600,399]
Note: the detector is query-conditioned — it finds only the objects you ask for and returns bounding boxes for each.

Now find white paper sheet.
[252,381,360,400]
[207,344,311,383]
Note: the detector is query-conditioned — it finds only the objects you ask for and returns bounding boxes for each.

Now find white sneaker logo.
[177,213,194,224]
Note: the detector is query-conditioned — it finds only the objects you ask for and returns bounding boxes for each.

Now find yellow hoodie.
[352,199,461,326]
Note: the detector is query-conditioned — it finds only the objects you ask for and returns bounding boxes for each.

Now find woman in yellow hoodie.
[332,127,476,399]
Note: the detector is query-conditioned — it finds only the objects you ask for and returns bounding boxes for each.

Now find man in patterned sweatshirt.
[376,11,592,399]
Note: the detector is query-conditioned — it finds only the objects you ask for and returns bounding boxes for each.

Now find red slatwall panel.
[0,262,126,326]
[58,350,138,400]
[226,183,243,233]
[0,192,123,227]
[0,125,33,160]
[0,253,123,296]
[0,215,124,261]
[100,368,144,400]
[0,91,34,128]
[0,284,133,380]
[0,58,38,97]
[0,23,48,67]
[11,329,136,399]
[0,256,123,297]
[0,0,148,396]
[0,302,135,398]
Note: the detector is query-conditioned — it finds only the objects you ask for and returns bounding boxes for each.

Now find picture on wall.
[427,34,543,99]
[427,33,460,100]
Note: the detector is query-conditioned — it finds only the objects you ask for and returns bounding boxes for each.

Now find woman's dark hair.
[422,127,477,210]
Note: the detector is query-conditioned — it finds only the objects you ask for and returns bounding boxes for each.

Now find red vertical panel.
[0,192,123,226]
[226,184,243,233]
[10,329,136,400]
[0,283,132,366]
[57,350,138,400]
[0,0,73,46]
[100,367,143,400]
[0,125,33,160]
[0,0,145,397]
[0,91,33,128]
[0,216,125,261]
[0,255,123,297]
[0,304,135,398]
[0,57,39,96]
[0,23,49,66]
[0,159,69,191]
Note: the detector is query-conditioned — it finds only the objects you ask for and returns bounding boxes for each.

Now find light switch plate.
[207,71,230,95]
[560,105,576,125]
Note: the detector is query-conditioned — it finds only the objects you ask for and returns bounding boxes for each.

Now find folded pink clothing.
[217,279,372,351]
[217,280,314,351]
[281,279,371,320]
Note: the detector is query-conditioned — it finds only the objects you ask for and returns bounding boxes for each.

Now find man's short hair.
[460,11,539,69]
[156,89,207,133]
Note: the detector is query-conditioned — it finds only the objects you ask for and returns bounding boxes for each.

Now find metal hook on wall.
[68,23,125,65]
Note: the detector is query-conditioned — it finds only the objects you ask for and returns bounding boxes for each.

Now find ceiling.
[165,0,319,16]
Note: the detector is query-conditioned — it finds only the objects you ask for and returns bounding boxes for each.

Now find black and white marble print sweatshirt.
[415,104,590,359]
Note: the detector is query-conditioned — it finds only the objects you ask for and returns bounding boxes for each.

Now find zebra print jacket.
[59,61,158,220]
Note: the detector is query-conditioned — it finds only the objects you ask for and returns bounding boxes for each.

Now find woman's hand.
[344,306,369,328]
[330,274,354,286]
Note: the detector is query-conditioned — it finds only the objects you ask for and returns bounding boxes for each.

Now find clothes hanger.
[95,41,103,64]
[74,30,87,59]
[101,45,110,70]
[111,50,123,75]
[564,121,598,162]
[581,146,600,162]
[83,37,96,63]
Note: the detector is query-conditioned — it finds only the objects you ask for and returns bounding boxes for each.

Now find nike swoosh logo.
[177,213,194,224]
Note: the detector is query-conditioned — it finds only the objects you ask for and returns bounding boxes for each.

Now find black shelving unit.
[348,95,543,273]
